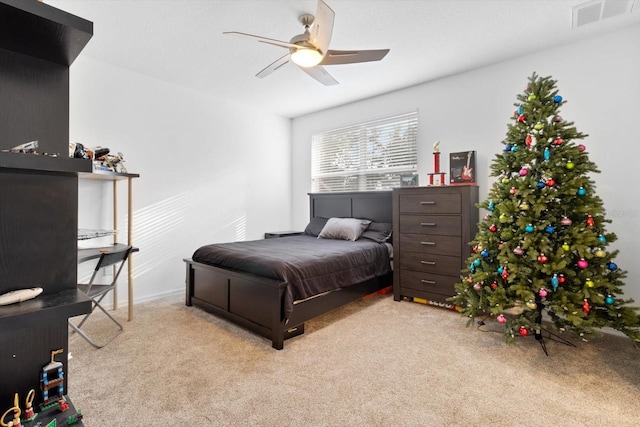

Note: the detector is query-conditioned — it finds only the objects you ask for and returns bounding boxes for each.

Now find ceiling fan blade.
[320,49,390,65]
[256,53,291,79]
[223,31,299,50]
[310,0,335,55]
[299,65,338,86]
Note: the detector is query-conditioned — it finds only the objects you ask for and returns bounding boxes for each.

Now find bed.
[184,191,393,349]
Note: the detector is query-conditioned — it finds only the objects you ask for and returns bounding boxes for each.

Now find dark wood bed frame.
[184,191,393,349]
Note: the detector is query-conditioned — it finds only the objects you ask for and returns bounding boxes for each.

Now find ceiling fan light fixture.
[291,48,323,67]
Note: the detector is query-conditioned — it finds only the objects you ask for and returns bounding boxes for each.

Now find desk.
[78,244,139,318]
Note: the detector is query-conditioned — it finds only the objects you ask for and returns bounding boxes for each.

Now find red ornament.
[525,134,532,148]
[489,224,497,233]
[518,326,529,336]
[586,215,594,227]
[537,254,548,264]
[510,187,517,195]
[546,178,555,187]
[517,114,526,123]
[490,282,498,290]
[466,275,473,283]
[472,245,479,253]
[554,137,564,145]
[583,299,591,314]
[558,274,566,284]
[501,267,509,281]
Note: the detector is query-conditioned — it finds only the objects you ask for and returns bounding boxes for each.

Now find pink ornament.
[539,288,548,298]
[578,144,586,152]
[513,246,524,256]
[577,258,589,269]
[510,187,517,195]
[519,168,528,176]
[560,216,572,226]
[473,283,482,291]
[497,314,506,324]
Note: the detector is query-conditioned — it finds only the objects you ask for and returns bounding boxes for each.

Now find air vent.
[572,0,636,28]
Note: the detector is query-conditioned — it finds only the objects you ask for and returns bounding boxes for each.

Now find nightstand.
[264,231,304,239]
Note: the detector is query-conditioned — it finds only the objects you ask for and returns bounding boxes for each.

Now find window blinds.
[311,110,418,192]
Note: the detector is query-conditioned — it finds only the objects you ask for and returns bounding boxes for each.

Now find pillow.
[318,217,371,241]
[304,217,328,237]
[359,222,393,243]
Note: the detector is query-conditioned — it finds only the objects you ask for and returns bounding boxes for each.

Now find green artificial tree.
[450,72,640,352]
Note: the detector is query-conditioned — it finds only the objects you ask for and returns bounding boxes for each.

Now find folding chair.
[69,245,133,348]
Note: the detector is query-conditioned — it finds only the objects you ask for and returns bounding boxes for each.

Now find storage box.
[449,151,476,185]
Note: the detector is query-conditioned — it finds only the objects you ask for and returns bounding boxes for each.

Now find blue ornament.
[551,274,559,291]
[481,249,489,258]
[553,95,563,103]
[525,224,534,233]
[504,144,512,152]
[577,187,587,196]
[473,259,482,267]
[488,201,495,211]
[605,295,615,305]
[517,105,523,115]
[544,147,550,161]
[469,263,476,273]
[608,262,618,271]
[545,225,555,233]
[511,145,518,152]
[537,181,546,189]
[497,266,504,274]
[598,235,607,243]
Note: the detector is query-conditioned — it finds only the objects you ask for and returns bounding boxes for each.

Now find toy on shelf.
[22,390,36,423]
[427,141,446,186]
[0,393,22,427]
[40,350,65,409]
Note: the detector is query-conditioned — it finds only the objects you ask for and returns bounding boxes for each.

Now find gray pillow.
[360,222,393,243]
[318,217,371,241]
[304,217,328,237]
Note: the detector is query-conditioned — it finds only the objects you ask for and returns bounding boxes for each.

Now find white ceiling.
[46,0,640,118]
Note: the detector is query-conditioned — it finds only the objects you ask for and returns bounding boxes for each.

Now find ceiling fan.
[223,0,390,86]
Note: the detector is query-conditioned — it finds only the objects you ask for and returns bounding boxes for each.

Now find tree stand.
[534,301,576,356]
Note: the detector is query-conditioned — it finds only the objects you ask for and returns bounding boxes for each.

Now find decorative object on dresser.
[427,141,446,186]
[392,185,479,308]
[449,150,476,185]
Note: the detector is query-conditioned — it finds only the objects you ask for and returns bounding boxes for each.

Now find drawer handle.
[420,201,436,205]
[420,261,436,265]
[420,222,436,226]
[420,241,435,246]
[421,279,436,285]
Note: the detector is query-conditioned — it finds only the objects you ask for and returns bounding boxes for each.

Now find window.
[311,111,418,192]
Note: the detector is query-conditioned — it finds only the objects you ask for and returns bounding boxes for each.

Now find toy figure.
[0,394,22,427]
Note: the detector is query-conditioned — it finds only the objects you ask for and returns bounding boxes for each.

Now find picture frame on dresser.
[392,185,479,308]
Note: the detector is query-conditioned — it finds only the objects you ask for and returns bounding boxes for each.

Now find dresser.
[392,185,479,306]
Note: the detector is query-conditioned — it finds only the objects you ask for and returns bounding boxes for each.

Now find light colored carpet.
[68,292,640,426]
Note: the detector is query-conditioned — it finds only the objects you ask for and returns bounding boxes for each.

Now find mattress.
[192,235,391,309]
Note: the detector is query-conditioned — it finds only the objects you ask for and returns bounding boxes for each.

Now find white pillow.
[318,217,372,241]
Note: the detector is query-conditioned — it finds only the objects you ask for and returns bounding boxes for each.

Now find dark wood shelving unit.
[0,0,93,419]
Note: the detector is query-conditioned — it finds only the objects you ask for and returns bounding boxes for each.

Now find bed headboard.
[309,191,393,223]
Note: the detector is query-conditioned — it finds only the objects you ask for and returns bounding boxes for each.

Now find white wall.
[292,25,640,303]
[71,57,292,304]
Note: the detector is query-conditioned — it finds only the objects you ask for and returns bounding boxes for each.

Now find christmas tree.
[450,72,640,348]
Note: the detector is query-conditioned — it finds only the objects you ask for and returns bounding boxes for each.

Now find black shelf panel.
[0,0,93,66]
[0,152,92,174]
[0,289,91,331]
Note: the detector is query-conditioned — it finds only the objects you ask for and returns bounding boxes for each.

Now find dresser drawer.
[399,192,461,214]
[399,214,461,236]
[400,251,461,275]
[399,269,458,297]
[399,233,461,257]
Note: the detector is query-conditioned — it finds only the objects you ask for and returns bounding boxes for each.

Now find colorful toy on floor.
[40,350,65,409]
